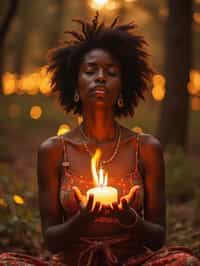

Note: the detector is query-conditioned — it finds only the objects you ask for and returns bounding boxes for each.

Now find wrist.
[118,208,139,229]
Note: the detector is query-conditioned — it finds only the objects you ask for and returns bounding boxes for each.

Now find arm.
[129,134,166,250]
[112,134,166,250]
[37,137,99,253]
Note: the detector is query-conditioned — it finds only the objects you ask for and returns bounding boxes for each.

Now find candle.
[86,149,118,207]
[87,186,118,206]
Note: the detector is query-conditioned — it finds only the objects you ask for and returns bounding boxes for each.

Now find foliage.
[165,146,199,203]
[0,174,43,255]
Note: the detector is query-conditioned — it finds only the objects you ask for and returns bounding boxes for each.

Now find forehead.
[81,49,120,66]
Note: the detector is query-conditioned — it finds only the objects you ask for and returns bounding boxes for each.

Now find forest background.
[0,0,200,260]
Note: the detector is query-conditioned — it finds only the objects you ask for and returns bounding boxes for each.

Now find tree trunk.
[0,0,19,93]
[157,0,193,150]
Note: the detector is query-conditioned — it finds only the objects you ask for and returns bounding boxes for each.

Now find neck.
[82,108,117,143]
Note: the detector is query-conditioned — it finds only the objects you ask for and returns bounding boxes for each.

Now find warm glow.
[90,0,108,9]
[152,86,166,101]
[190,96,200,111]
[152,74,166,101]
[18,73,39,95]
[2,67,52,96]
[57,124,71,136]
[106,1,120,10]
[159,8,169,18]
[0,198,7,207]
[193,12,200,24]
[132,126,143,133]
[77,116,83,125]
[87,149,118,207]
[13,194,24,205]
[39,67,52,95]
[8,104,21,118]
[91,149,107,186]
[125,0,137,2]
[2,73,17,95]
[30,106,42,119]
[188,70,200,96]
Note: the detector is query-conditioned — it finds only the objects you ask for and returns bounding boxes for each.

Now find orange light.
[57,124,71,136]
[190,96,200,111]
[2,73,17,95]
[193,12,200,24]
[77,116,83,125]
[89,0,108,9]
[132,126,143,133]
[39,67,52,95]
[13,194,24,205]
[30,106,42,119]
[0,198,7,207]
[152,74,166,101]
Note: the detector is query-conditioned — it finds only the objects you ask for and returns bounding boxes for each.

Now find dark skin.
[37,49,166,255]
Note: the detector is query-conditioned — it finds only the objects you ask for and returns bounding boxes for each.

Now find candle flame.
[91,149,108,187]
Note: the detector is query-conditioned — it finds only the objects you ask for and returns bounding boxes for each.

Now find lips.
[90,86,107,96]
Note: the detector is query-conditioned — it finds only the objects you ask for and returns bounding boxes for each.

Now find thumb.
[129,185,140,203]
[72,186,83,203]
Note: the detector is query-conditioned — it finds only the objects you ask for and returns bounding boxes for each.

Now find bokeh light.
[13,194,24,205]
[2,73,17,95]
[187,70,200,96]
[193,12,200,24]
[190,96,200,111]
[152,74,166,101]
[89,0,108,9]
[30,106,42,119]
[77,116,83,125]
[57,124,71,136]
[0,198,7,207]
[132,126,143,133]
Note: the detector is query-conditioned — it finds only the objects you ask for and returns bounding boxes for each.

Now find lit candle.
[86,149,118,207]
[87,186,118,206]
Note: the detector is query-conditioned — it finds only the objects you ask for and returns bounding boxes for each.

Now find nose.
[95,69,106,84]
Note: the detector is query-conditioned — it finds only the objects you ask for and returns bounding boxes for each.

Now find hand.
[111,185,140,225]
[72,186,103,221]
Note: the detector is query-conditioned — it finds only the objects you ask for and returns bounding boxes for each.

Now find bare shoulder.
[37,135,63,162]
[139,133,164,165]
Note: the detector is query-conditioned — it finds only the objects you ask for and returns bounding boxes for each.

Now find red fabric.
[0,246,200,266]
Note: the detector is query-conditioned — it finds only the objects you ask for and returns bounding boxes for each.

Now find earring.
[117,94,124,108]
[74,91,80,103]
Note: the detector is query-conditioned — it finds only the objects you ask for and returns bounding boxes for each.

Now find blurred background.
[0,0,200,259]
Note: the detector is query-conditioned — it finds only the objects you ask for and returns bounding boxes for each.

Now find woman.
[1,13,199,266]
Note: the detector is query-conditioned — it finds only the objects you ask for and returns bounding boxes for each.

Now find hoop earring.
[117,94,124,108]
[74,91,80,103]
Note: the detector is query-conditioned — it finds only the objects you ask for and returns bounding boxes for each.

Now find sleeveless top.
[59,133,144,222]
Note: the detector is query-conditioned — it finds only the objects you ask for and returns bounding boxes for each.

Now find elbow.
[44,229,63,253]
[151,228,166,251]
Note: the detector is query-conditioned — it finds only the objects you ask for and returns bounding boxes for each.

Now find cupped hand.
[72,186,103,220]
[111,185,140,225]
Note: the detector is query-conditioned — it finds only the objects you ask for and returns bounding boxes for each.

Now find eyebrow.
[84,62,119,67]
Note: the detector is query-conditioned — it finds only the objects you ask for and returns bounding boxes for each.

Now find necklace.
[79,124,121,168]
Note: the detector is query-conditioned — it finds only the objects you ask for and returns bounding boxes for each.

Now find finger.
[86,194,94,210]
[121,198,129,210]
[72,186,82,203]
[129,185,140,203]
[93,201,101,213]
[112,202,119,212]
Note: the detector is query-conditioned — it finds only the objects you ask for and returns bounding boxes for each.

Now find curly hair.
[47,13,154,117]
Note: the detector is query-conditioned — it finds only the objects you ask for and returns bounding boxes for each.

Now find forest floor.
[0,94,200,259]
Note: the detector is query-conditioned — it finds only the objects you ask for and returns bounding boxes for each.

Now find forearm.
[45,211,91,252]
[132,215,166,250]
[120,209,166,250]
